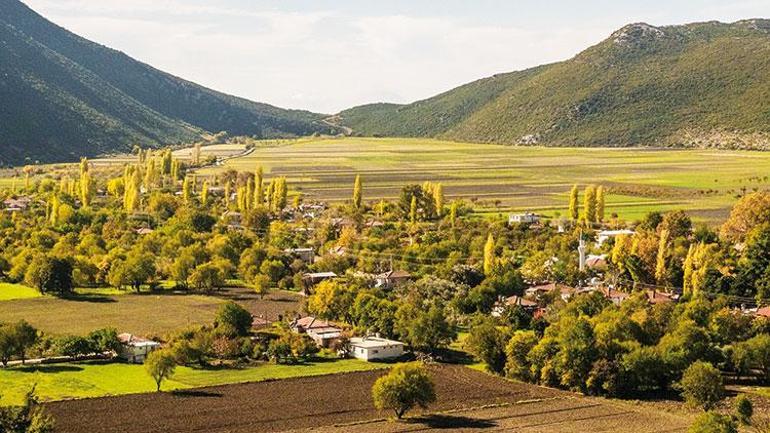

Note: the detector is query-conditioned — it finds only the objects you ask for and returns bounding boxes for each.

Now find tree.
[25,256,73,295]
[0,325,16,367]
[255,166,264,207]
[200,180,210,205]
[655,229,670,285]
[0,388,55,433]
[679,361,724,411]
[372,363,436,419]
[483,234,495,275]
[466,318,509,374]
[145,349,176,392]
[688,412,737,433]
[410,196,417,225]
[352,175,362,209]
[569,185,579,220]
[13,321,38,364]
[720,192,770,243]
[595,185,605,222]
[394,304,455,352]
[215,301,253,337]
[433,183,444,217]
[583,185,596,224]
[252,274,271,299]
[182,177,192,203]
[505,330,538,381]
[188,262,225,293]
[449,201,458,227]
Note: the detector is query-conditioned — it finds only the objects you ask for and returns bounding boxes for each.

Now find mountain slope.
[0,0,332,165]
[340,20,770,149]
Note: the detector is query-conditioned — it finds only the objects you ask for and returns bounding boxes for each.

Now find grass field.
[0,358,386,405]
[0,283,41,301]
[193,137,770,223]
[0,289,302,337]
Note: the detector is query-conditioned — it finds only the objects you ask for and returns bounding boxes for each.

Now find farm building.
[285,247,315,264]
[596,229,635,246]
[349,336,404,361]
[302,271,337,286]
[599,287,631,305]
[756,306,770,318]
[290,317,342,348]
[375,270,412,289]
[492,295,538,317]
[525,283,577,301]
[3,196,31,212]
[117,333,161,364]
[508,212,539,225]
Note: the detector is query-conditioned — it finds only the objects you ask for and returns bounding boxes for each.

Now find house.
[302,271,337,288]
[509,212,540,225]
[600,287,631,306]
[134,227,154,235]
[755,306,770,318]
[492,295,538,317]
[525,283,577,301]
[375,270,412,289]
[290,317,342,348]
[585,254,608,271]
[349,336,405,361]
[328,245,348,257]
[596,229,635,246]
[285,247,315,264]
[646,290,677,305]
[117,333,161,364]
[3,196,31,212]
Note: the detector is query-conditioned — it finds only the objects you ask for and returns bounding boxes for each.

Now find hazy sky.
[22,0,770,113]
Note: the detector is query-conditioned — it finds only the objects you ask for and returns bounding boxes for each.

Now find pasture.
[0,283,41,301]
[196,137,770,223]
[0,288,302,337]
[45,365,692,433]
[0,358,384,405]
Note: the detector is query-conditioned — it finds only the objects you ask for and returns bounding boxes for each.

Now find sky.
[21,0,770,113]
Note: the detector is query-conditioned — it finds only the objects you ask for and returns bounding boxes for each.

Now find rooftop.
[350,336,404,349]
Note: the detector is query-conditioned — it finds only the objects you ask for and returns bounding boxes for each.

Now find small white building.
[285,247,315,264]
[349,336,405,361]
[509,212,540,225]
[117,333,161,364]
[596,229,635,246]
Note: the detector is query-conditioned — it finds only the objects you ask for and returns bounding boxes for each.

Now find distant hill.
[0,0,334,165]
[339,20,770,149]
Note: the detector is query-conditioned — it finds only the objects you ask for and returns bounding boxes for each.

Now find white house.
[290,316,342,348]
[349,336,405,361]
[596,229,635,246]
[117,333,161,364]
[509,212,540,225]
[285,247,315,264]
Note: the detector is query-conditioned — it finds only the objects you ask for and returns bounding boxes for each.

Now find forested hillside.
[340,20,770,149]
[0,0,333,165]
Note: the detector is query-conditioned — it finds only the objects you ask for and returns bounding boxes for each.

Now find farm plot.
[196,137,770,224]
[46,365,691,433]
[0,288,301,337]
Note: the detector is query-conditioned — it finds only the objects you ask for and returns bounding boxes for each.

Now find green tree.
[688,412,737,433]
[410,196,417,225]
[466,318,509,374]
[372,363,436,419]
[655,229,670,285]
[24,256,73,295]
[252,274,271,299]
[505,330,538,381]
[188,262,225,293]
[433,183,444,217]
[145,349,176,392]
[0,388,55,433]
[734,394,753,425]
[254,166,264,207]
[352,175,362,209]
[215,301,253,337]
[394,304,455,352]
[13,321,38,364]
[583,185,597,224]
[679,361,724,411]
[595,185,605,222]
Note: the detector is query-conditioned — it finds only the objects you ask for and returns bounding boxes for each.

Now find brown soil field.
[47,365,690,433]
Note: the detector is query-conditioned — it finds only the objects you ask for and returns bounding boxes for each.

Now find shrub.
[688,412,737,433]
[679,361,724,411]
[734,394,753,425]
[215,302,253,337]
[372,362,436,419]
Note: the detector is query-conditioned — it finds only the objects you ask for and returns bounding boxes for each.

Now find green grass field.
[193,137,770,224]
[0,358,387,405]
[0,283,41,301]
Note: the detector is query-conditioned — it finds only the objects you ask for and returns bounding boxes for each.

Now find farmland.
[0,288,302,336]
[45,365,692,433]
[194,137,770,223]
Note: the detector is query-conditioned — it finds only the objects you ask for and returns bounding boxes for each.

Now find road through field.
[47,365,691,433]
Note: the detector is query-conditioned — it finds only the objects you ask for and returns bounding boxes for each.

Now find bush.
[734,394,753,425]
[56,335,95,358]
[679,361,724,411]
[372,362,436,419]
[688,412,737,433]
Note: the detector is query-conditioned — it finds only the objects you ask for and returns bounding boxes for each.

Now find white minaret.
[578,237,587,272]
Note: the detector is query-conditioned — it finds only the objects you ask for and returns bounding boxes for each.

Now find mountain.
[339,20,770,149]
[0,0,333,165]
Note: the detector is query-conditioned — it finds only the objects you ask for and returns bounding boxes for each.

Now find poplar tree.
[161,149,173,175]
[433,183,444,217]
[409,196,417,224]
[224,182,231,208]
[201,180,210,205]
[254,166,264,207]
[583,185,597,224]
[596,185,605,222]
[569,185,579,220]
[655,229,670,285]
[484,234,495,275]
[353,175,362,209]
[182,177,192,203]
[450,201,458,227]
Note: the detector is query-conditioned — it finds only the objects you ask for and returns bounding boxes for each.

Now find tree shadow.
[14,365,84,373]
[171,389,223,398]
[408,414,497,429]
[60,295,117,303]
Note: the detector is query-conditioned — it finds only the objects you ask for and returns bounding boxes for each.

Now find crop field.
[0,288,302,337]
[195,137,770,223]
[0,358,384,406]
[0,283,42,301]
[45,365,691,433]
